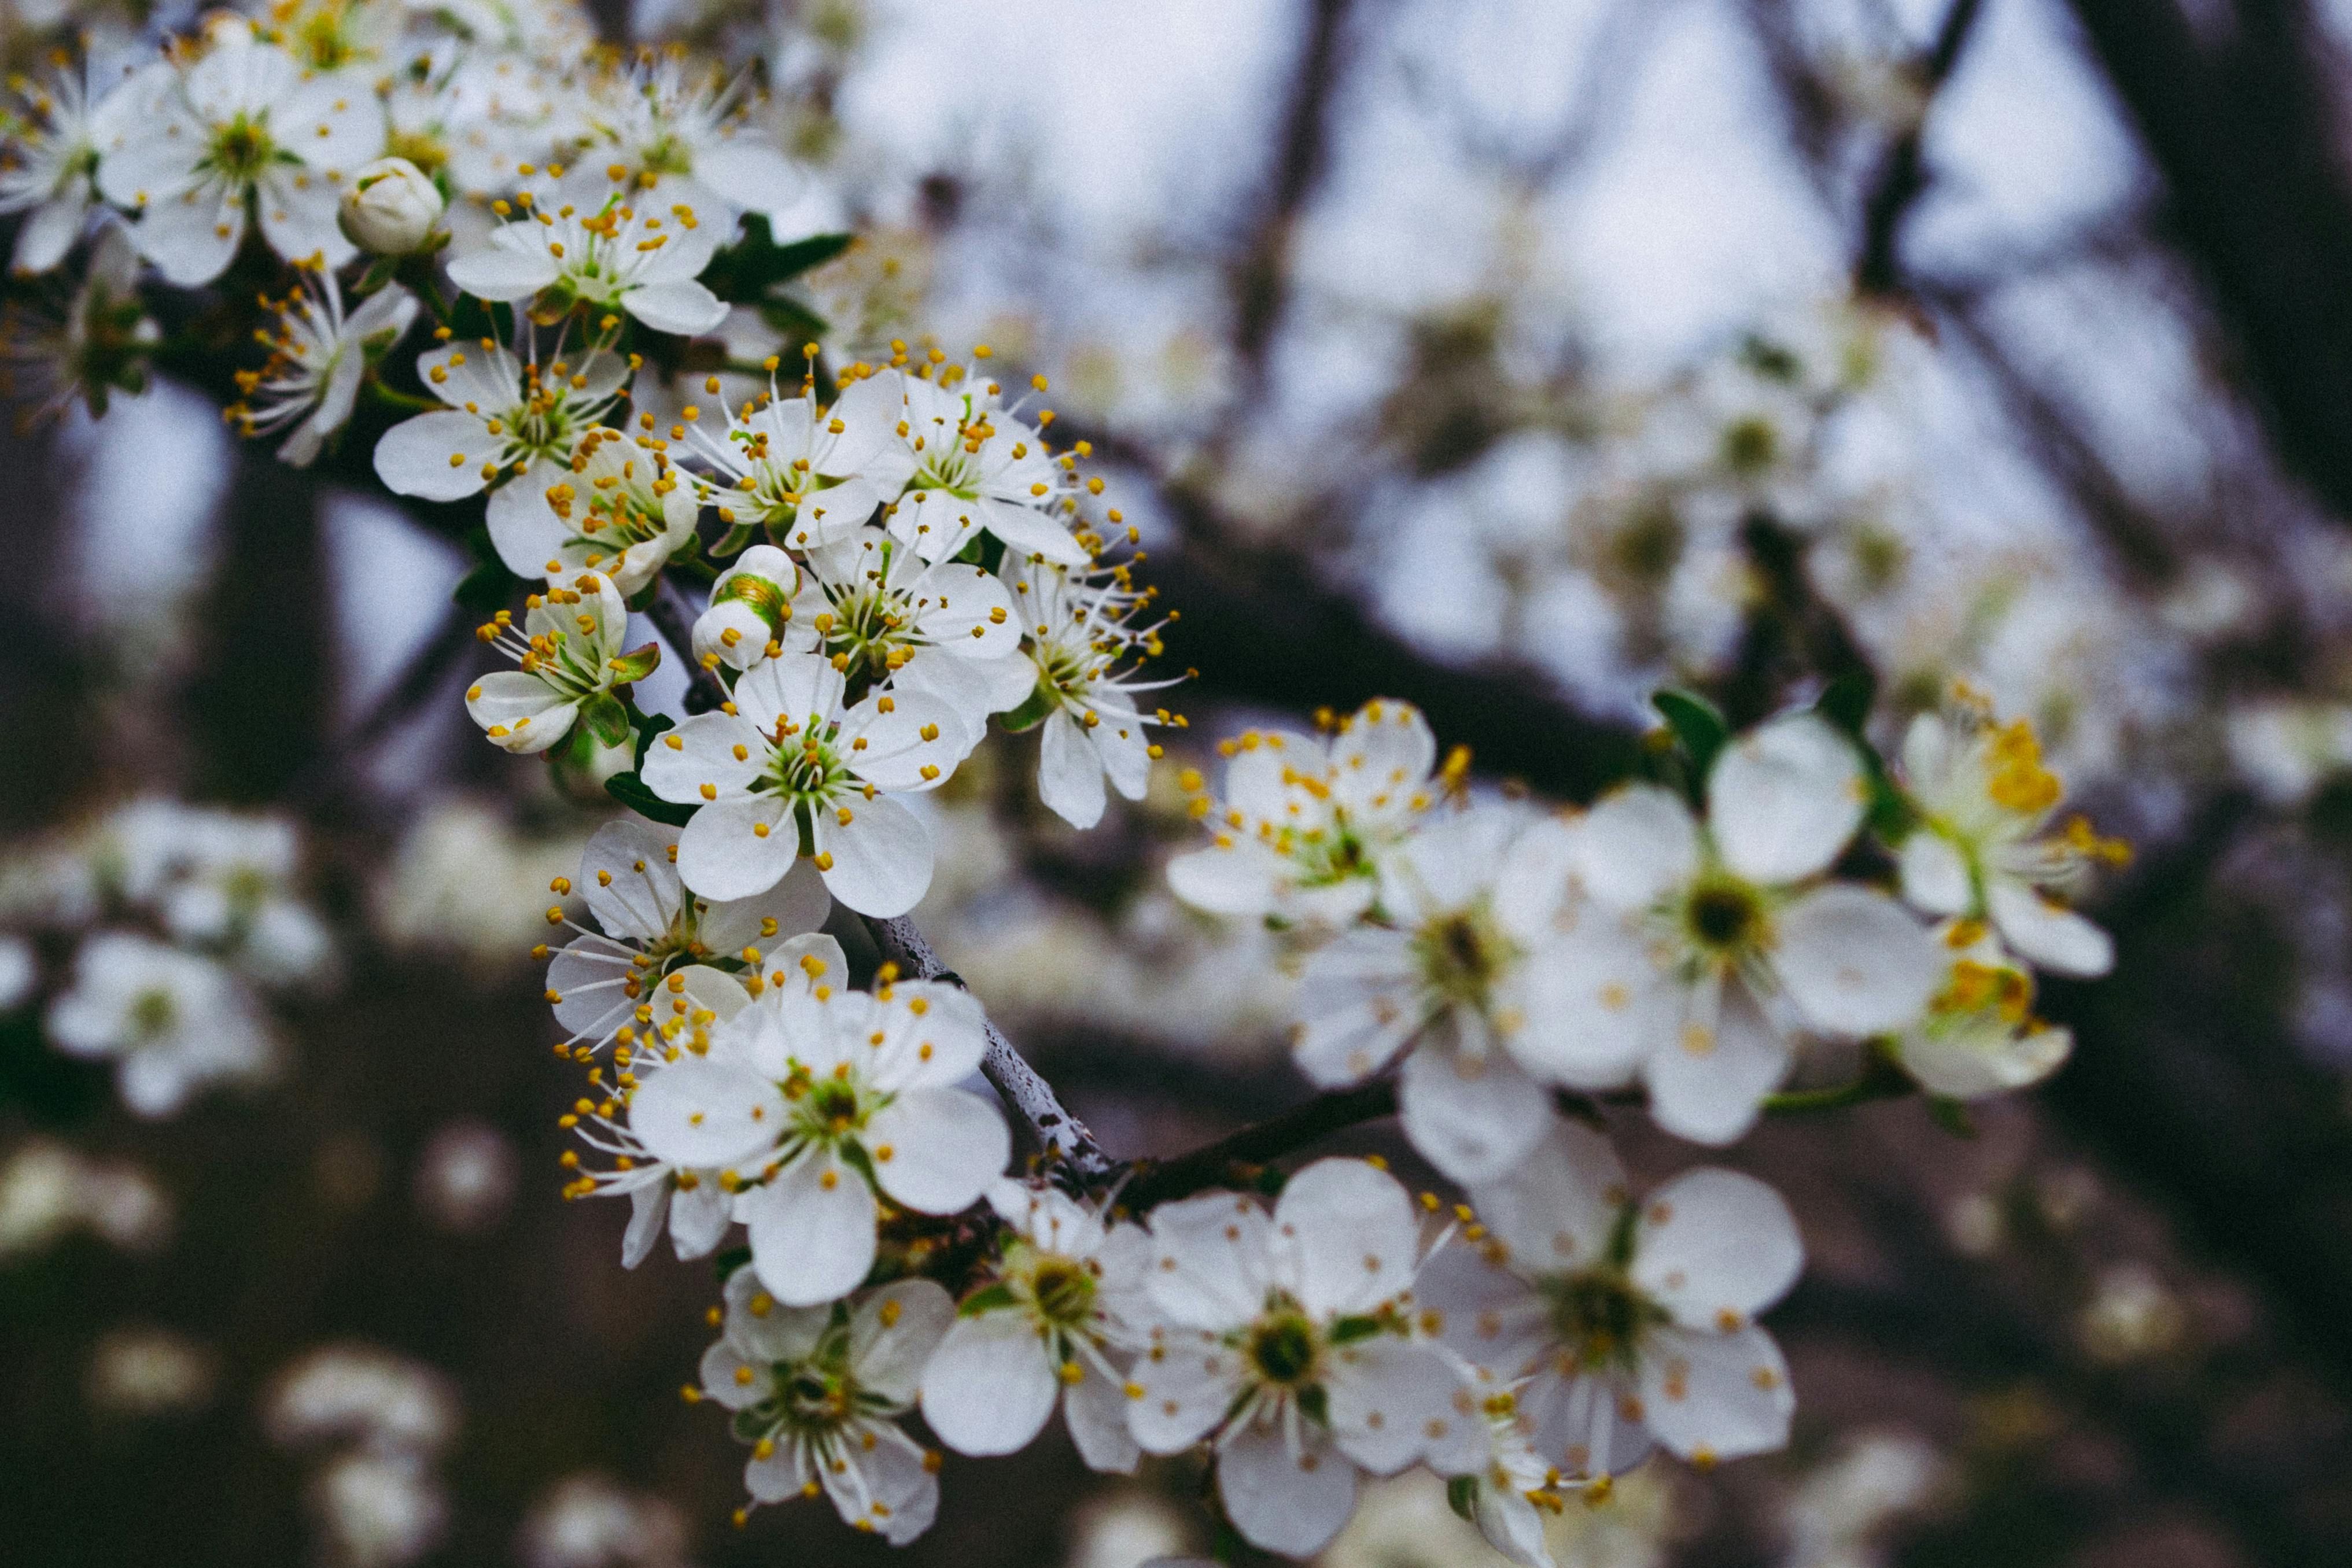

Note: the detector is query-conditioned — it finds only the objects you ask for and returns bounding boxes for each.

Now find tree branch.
[1118,1080,1398,1211]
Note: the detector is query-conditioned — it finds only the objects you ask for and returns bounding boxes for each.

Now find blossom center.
[1413,906,1512,1005]
[130,989,178,1036]
[1543,1269,1664,1373]
[1245,1311,1321,1388]
[1682,877,1765,956]
[205,114,278,182]
[1721,415,1778,475]
[1026,1256,1097,1329]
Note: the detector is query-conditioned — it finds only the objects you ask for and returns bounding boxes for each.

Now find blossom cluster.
[0,797,333,1117]
[0,2,2131,1562]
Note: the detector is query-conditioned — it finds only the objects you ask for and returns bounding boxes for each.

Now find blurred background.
[9,0,2352,1564]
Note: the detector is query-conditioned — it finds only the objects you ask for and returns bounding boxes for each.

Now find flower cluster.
[0,798,333,1117]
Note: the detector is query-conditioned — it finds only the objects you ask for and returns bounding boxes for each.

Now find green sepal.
[1327,1315,1387,1346]
[1650,687,1729,781]
[609,641,663,684]
[352,256,398,296]
[729,1407,771,1442]
[997,682,1057,734]
[758,297,829,346]
[606,770,699,828]
[1295,1384,1329,1425]
[1447,1474,1480,1523]
[712,519,759,559]
[1928,1095,1979,1139]
[958,1283,1019,1318]
[578,692,634,747]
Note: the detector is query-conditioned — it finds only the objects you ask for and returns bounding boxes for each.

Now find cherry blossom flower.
[920,1179,1151,1470]
[445,165,727,337]
[625,974,1009,1305]
[46,932,274,1117]
[371,335,629,576]
[1419,1122,1801,1482]
[514,423,703,595]
[686,368,912,549]
[1288,808,1582,1183]
[1539,713,1944,1145]
[94,39,384,284]
[696,1268,954,1543]
[781,527,1030,748]
[1168,699,1442,927]
[1893,919,2072,1098]
[229,270,416,466]
[871,365,1091,565]
[539,818,827,1060]
[584,55,803,226]
[1002,554,1172,830]
[639,649,961,914]
[1126,1159,1485,1559]
[1895,694,2124,979]
[0,57,141,275]
[465,571,659,754]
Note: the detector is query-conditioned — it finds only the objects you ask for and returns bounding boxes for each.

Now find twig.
[1118,1080,1399,1211]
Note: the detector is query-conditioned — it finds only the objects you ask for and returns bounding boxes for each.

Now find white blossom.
[1004,554,1171,829]
[518,423,704,595]
[445,165,727,337]
[371,334,629,575]
[583,55,803,226]
[94,40,385,283]
[1893,920,2071,1099]
[0,57,141,275]
[920,1179,1151,1470]
[640,649,961,914]
[1894,697,2122,979]
[626,973,1009,1304]
[781,526,1030,747]
[465,571,660,754]
[1168,699,1443,927]
[1419,1122,1801,1482]
[1289,808,1582,1183]
[1540,714,1944,1145]
[871,364,1091,565]
[1126,1159,1486,1559]
[46,932,275,1116]
[685,368,911,550]
[696,1268,953,1543]
[231,269,417,466]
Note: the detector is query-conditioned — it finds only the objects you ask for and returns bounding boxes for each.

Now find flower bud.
[340,158,444,256]
[695,546,798,672]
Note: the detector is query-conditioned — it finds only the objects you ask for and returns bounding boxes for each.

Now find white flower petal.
[1218,1419,1359,1559]
[1326,1337,1483,1476]
[1630,1168,1802,1327]
[373,410,492,501]
[1397,1042,1554,1185]
[1898,830,1974,916]
[1988,879,2114,977]
[626,1056,784,1168]
[1577,785,1702,910]
[1774,884,1942,1037]
[1642,982,1789,1146]
[1273,1157,1420,1320]
[919,1313,1059,1457]
[674,798,798,903]
[1633,1324,1794,1462]
[743,1153,878,1306]
[865,1088,1008,1215]
[848,1278,956,1403]
[1708,714,1864,885]
[1466,1119,1627,1274]
[1038,709,1108,828]
[1144,1191,1274,1330]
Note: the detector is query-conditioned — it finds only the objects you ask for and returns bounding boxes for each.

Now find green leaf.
[757,297,830,346]
[1815,668,1875,738]
[605,770,699,827]
[633,712,676,770]
[1651,688,1730,780]
[455,559,521,616]
[705,218,854,301]
[1447,1474,1481,1524]
[1927,1096,1979,1139]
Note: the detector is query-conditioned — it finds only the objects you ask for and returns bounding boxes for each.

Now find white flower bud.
[340,158,444,256]
[694,546,797,672]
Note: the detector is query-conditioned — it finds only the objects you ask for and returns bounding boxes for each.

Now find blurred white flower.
[412,1119,521,1234]
[85,1325,216,1419]
[517,1474,693,1568]
[229,270,418,467]
[311,1451,449,1568]
[46,931,275,1117]
[0,1139,171,1259]
[266,1344,461,1458]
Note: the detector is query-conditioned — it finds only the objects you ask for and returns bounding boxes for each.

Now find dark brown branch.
[1854,0,1987,294]
[1118,1080,1399,1211]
